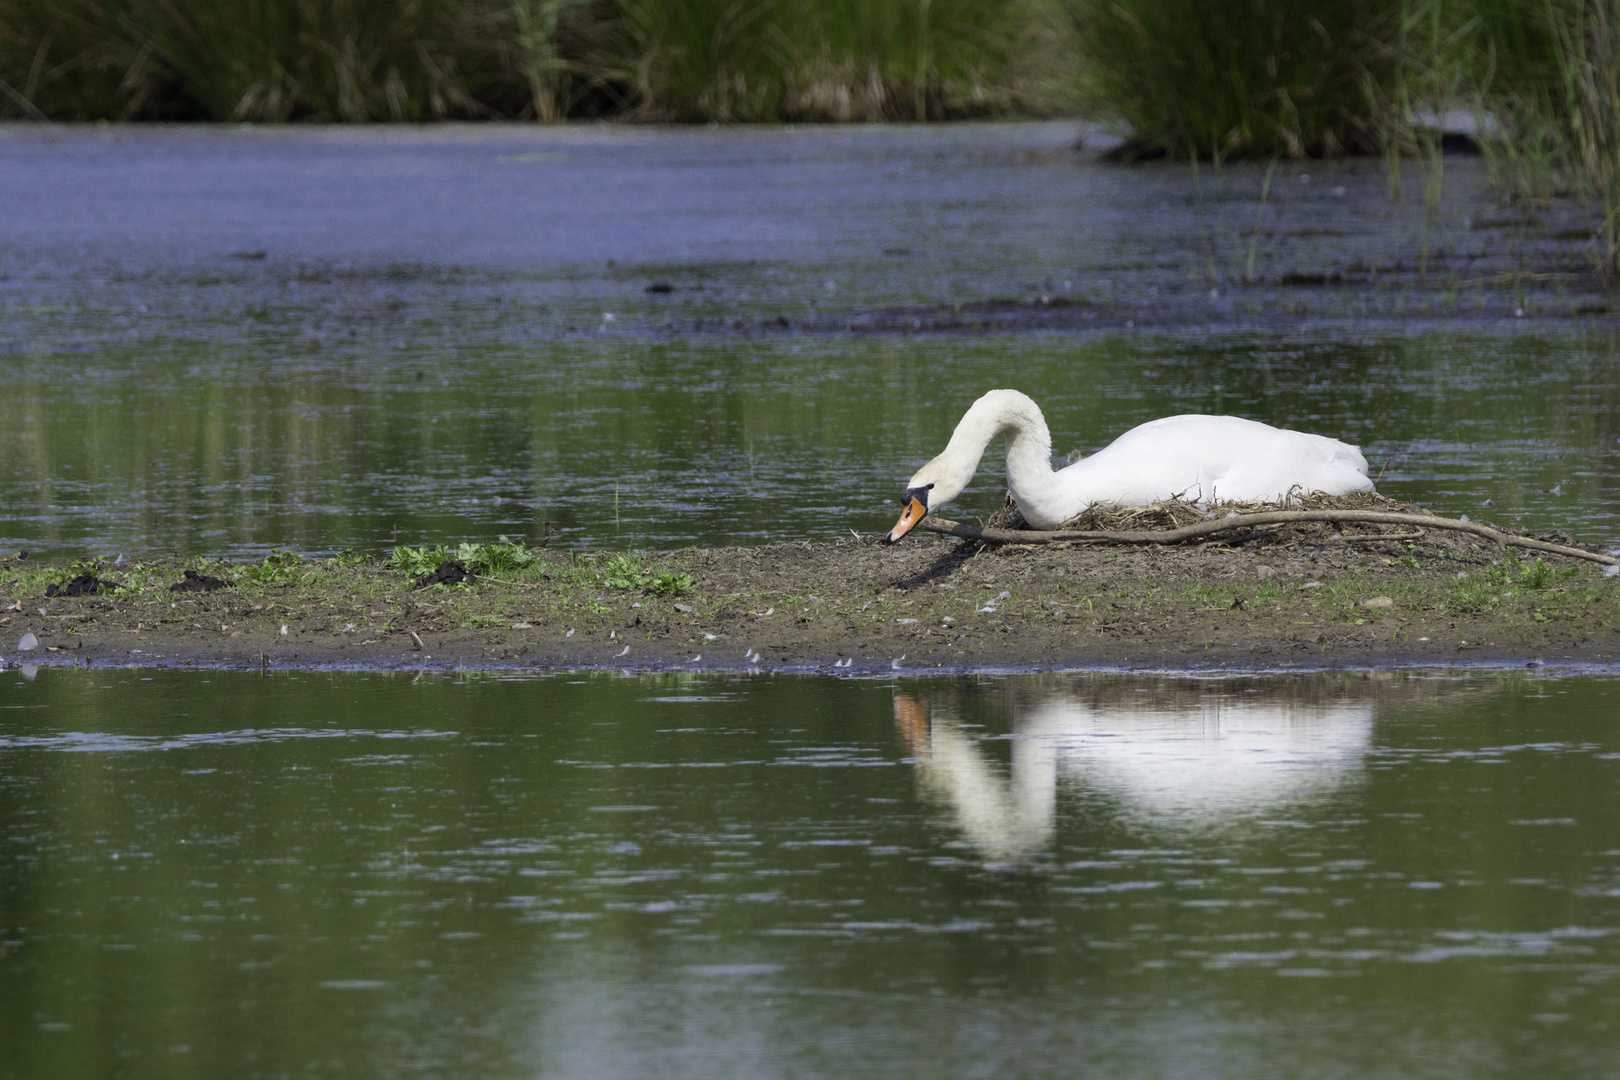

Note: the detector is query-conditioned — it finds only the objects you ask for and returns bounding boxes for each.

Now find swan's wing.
[1068,415,1371,505]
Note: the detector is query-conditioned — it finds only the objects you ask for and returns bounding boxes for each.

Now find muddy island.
[3,497,1616,673]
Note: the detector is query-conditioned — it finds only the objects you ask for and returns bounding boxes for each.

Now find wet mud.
[4,524,1617,674]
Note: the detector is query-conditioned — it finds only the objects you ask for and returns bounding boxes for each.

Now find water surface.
[2,669,1617,1078]
[4,328,1618,557]
[3,124,1618,556]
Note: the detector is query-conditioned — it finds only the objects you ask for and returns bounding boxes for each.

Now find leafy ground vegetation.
[2,518,1616,672]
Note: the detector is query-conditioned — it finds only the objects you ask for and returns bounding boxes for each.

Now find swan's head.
[884,389,1035,543]
[884,453,972,543]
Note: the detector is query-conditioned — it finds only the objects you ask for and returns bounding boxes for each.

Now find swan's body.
[887,389,1372,540]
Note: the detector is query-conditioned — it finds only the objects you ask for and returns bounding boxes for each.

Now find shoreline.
[5,520,1618,676]
[6,654,1619,678]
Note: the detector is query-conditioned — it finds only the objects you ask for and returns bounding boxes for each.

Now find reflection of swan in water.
[894,685,1374,861]
[895,694,1058,862]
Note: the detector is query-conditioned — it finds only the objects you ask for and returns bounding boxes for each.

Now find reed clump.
[616,0,1055,122]
[1465,0,1620,276]
[0,0,616,121]
[1061,0,1412,159]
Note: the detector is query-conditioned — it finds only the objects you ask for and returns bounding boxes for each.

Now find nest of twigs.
[985,490,1405,535]
[940,491,1619,568]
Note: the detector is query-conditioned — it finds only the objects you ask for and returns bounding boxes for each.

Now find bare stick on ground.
[919,509,1620,568]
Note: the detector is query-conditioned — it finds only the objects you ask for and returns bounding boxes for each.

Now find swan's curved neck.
[922,389,1060,511]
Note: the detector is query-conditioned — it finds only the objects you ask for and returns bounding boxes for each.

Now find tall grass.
[618,0,1047,122]
[1057,0,1620,277]
[1063,0,1409,159]
[1467,0,1620,275]
[0,0,624,121]
[0,0,1053,122]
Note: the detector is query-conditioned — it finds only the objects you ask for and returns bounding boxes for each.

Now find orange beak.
[886,497,928,543]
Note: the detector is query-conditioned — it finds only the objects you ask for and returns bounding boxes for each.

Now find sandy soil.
[3,510,1617,674]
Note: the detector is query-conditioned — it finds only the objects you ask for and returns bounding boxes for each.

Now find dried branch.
[917,510,1620,567]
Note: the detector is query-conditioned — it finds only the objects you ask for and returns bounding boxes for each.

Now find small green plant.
[598,554,652,590]
[236,551,305,584]
[114,563,163,595]
[1486,553,1556,590]
[386,537,544,580]
[386,544,453,578]
[1448,570,1501,613]
[649,571,696,598]
[594,554,695,597]
[1520,556,1556,590]
[1449,553,1573,612]
[468,536,543,576]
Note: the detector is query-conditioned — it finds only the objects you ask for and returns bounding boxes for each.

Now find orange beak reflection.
[885,497,928,543]
[892,693,930,755]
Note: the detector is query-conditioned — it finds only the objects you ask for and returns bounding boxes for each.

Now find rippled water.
[3,669,1618,1078]
[2,123,1618,557]
[7,119,1620,1080]
[3,332,1619,557]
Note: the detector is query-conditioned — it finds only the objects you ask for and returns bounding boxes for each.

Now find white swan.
[886,389,1373,541]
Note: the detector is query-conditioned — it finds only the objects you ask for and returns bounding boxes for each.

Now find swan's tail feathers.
[1336,443,1371,473]
[1325,443,1375,494]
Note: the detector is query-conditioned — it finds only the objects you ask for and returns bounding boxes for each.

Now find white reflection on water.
[895,686,1373,860]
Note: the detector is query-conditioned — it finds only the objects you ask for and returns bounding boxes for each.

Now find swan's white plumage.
[902,389,1372,531]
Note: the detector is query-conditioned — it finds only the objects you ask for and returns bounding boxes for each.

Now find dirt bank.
[3,508,1617,673]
